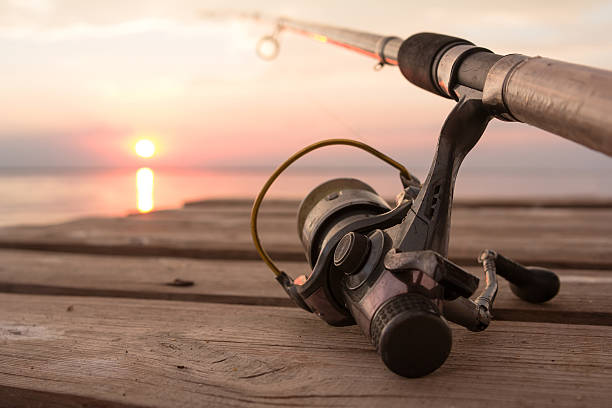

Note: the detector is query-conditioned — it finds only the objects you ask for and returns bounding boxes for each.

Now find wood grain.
[1,198,610,407]
[1,205,610,269]
[0,250,610,326]
[183,198,612,209]
[0,294,610,408]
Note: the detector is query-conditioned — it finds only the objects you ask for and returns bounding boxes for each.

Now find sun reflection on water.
[136,167,154,213]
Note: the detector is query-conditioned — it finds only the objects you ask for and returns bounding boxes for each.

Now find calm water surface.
[0,166,610,226]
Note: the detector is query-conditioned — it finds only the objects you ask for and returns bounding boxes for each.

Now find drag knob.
[333,232,371,275]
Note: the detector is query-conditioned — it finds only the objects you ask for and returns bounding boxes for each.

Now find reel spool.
[297,178,390,268]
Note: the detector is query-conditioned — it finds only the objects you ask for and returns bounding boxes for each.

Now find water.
[0,166,610,227]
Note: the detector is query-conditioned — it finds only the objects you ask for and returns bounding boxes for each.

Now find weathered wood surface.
[0,203,610,269]
[0,249,610,326]
[1,294,611,408]
[0,198,610,407]
[184,198,612,209]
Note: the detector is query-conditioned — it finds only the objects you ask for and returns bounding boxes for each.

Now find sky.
[1,0,611,171]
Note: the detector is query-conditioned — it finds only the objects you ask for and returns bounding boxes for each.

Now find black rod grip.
[397,32,472,98]
[494,254,560,303]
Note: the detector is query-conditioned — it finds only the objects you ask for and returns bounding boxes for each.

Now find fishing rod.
[257,17,612,155]
[244,15,611,377]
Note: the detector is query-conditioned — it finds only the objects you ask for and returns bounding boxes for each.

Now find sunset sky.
[1,0,611,171]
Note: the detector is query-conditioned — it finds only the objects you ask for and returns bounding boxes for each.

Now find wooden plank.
[0,293,610,407]
[0,205,610,269]
[0,250,610,326]
[184,197,612,209]
[452,198,612,209]
[183,198,299,210]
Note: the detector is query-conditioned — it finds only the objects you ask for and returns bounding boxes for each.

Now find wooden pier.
[0,198,610,407]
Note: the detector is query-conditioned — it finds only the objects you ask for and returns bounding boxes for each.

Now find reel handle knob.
[493,253,560,303]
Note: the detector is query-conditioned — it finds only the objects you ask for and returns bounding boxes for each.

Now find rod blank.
[278,18,402,65]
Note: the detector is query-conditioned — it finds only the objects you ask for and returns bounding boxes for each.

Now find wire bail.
[250,138,414,278]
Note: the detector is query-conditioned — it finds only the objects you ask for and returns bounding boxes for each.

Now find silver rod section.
[503,58,612,156]
[277,18,403,65]
[481,54,612,156]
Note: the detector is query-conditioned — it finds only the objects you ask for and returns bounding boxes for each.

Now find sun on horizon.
[135,139,155,158]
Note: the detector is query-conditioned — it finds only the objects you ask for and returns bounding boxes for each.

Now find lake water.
[0,166,610,226]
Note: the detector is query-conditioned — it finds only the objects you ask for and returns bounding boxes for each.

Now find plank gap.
[0,242,609,270]
[1,283,610,327]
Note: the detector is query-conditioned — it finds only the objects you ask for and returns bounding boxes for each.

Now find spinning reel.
[251,93,560,378]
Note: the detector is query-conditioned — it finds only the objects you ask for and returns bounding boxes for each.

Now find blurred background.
[1,0,611,226]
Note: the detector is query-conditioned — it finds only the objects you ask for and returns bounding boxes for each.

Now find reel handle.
[491,252,560,303]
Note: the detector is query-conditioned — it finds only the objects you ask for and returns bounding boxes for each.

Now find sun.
[135,139,155,158]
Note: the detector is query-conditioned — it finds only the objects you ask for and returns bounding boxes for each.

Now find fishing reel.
[251,94,560,377]
[290,177,559,377]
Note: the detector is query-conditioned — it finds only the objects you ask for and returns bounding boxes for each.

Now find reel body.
[252,92,560,378]
[292,174,558,377]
